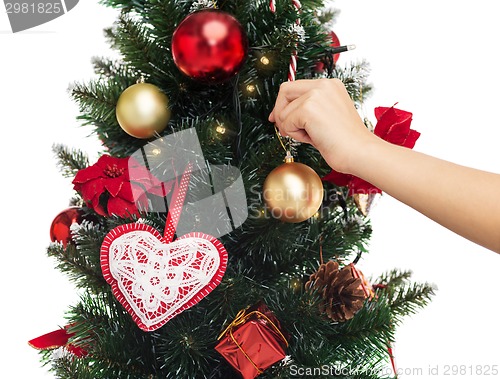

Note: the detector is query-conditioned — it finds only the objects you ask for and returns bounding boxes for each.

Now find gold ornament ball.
[263,159,324,223]
[116,83,171,139]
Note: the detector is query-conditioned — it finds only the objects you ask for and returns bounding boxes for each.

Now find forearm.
[349,137,500,253]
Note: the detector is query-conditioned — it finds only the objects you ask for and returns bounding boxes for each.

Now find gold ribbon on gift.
[217,308,289,374]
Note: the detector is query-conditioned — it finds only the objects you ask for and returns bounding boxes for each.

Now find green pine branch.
[331,60,373,106]
[71,73,146,157]
[48,222,108,292]
[62,292,161,378]
[375,269,437,320]
[331,299,395,357]
[52,144,89,179]
[388,282,436,319]
[377,269,413,287]
[91,57,135,79]
[71,77,123,125]
[114,14,167,81]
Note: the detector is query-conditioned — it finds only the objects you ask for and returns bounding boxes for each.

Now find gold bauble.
[263,157,324,223]
[116,83,171,139]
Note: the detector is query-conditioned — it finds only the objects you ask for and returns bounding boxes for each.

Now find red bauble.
[49,206,84,247]
[171,10,248,83]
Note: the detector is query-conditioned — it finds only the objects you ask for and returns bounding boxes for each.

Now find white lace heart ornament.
[100,164,228,332]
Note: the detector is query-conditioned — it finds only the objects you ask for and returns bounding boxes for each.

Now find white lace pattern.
[108,230,221,329]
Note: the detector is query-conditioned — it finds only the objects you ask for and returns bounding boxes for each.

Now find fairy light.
[246,84,256,94]
[216,124,226,134]
[260,56,270,65]
[290,277,302,293]
[152,148,162,156]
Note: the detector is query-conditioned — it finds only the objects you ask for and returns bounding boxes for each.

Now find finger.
[277,124,313,145]
[288,129,313,145]
[269,109,276,123]
[278,104,314,145]
[270,80,324,123]
[275,91,312,128]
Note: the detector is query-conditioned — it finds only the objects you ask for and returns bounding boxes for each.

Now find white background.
[1,1,499,377]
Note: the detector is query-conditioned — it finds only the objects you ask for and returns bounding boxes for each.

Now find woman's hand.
[269,78,375,173]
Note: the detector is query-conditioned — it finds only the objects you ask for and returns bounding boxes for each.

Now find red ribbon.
[28,326,87,357]
[163,163,193,242]
[388,343,398,378]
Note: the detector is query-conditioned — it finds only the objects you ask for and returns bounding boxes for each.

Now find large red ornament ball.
[171,10,248,84]
[49,207,84,247]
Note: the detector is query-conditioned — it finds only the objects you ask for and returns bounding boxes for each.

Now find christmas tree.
[32,0,435,378]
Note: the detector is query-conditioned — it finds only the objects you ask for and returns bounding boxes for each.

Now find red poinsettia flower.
[323,106,420,195]
[72,155,170,218]
[373,106,420,148]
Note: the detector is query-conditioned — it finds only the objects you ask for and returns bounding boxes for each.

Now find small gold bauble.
[116,83,171,139]
[263,158,324,223]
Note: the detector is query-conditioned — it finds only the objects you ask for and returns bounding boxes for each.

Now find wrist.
[345,133,387,177]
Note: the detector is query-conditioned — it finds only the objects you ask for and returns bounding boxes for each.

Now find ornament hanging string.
[217,309,289,374]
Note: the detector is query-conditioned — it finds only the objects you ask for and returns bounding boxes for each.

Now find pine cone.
[306,261,367,322]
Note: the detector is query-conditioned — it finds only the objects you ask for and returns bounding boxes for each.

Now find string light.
[260,56,270,65]
[290,277,302,293]
[152,148,162,156]
[216,124,226,134]
[246,84,256,94]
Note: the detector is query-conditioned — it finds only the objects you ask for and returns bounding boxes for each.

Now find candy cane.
[270,0,276,13]
[269,0,302,82]
[289,0,302,82]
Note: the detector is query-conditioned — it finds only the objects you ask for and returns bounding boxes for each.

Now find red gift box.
[215,302,288,379]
